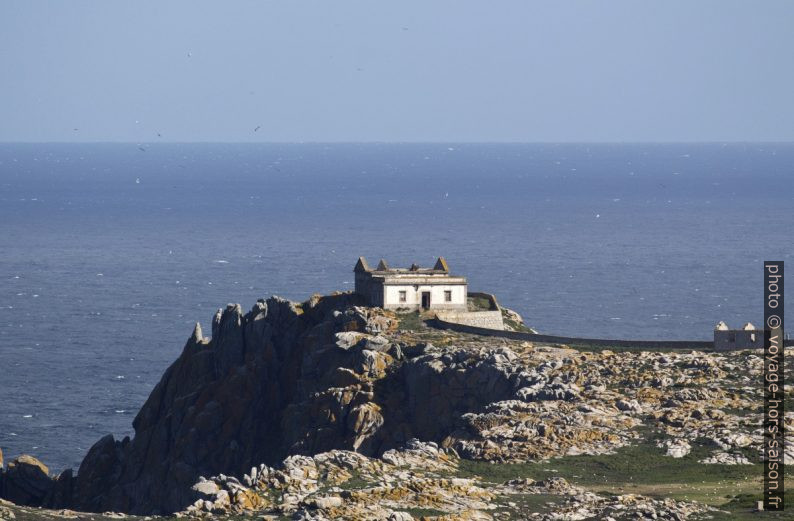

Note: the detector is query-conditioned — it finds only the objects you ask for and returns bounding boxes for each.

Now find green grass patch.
[337,472,373,491]
[491,493,564,519]
[456,429,794,514]
[396,311,426,331]
[460,436,763,488]
[500,310,535,333]
[467,295,494,311]
[400,507,447,518]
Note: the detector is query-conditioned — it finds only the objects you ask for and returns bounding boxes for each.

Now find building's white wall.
[383,284,466,309]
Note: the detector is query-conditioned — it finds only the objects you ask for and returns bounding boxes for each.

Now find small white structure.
[354,256,467,310]
[714,321,764,350]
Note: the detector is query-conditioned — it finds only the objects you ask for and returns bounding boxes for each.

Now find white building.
[354,256,468,310]
[713,321,764,350]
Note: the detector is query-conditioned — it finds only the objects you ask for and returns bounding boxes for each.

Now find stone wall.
[432,317,794,351]
[713,329,765,351]
[430,317,722,350]
[435,310,504,330]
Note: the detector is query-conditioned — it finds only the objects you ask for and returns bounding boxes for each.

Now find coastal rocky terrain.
[0,291,791,520]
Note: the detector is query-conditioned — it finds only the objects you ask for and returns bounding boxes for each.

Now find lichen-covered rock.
[1,455,53,506]
[657,438,691,458]
[699,452,752,465]
[180,442,491,520]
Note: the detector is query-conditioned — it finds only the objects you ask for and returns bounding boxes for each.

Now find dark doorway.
[421,291,431,309]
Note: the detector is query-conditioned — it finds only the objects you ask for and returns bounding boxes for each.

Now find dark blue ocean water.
[1,143,792,472]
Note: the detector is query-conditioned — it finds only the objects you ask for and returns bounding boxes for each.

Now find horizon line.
[1,140,794,145]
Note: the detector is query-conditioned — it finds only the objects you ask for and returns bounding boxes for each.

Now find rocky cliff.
[9,292,531,514]
[1,292,787,519]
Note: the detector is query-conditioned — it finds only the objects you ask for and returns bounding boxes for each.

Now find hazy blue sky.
[1,1,792,142]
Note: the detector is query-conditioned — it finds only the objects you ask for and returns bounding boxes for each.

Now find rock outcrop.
[178,440,481,519]
[0,291,785,518]
[0,455,52,507]
[61,293,526,514]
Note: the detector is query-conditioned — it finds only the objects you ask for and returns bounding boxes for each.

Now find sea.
[0,142,792,472]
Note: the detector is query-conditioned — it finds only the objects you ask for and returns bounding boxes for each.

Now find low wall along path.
[429,317,794,351]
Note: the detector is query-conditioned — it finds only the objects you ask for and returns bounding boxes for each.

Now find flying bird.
[254,126,261,132]
[138,147,146,152]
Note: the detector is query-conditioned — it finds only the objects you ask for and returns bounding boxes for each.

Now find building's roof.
[381,275,467,285]
[434,257,450,272]
[354,257,371,273]
[354,256,453,275]
[715,321,759,331]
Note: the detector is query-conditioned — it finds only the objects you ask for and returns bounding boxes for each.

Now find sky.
[1,1,793,143]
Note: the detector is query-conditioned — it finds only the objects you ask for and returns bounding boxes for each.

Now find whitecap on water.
[214,260,229,264]
[115,410,126,414]
[23,414,32,418]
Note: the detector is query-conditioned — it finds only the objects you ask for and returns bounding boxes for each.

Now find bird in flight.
[254,125,261,132]
[138,147,146,152]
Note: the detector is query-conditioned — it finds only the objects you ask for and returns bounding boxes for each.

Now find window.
[399,290,407,303]
[444,290,452,302]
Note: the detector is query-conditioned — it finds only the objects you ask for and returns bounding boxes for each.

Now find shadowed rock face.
[0,455,52,506]
[60,293,521,515]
